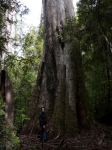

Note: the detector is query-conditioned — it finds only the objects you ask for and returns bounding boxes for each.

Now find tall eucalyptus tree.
[28,0,89,136]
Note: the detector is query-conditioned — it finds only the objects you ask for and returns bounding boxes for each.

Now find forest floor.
[20,123,112,150]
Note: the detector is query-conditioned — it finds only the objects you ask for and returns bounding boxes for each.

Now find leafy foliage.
[5,26,43,130]
[0,96,20,149]
[0,0,29,148]
[77,0,112,122]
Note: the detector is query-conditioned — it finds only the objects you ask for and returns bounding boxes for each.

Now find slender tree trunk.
[0,70,14,127]
[27,0,89,136]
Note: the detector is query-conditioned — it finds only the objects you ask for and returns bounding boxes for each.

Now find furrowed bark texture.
[27,0,88,135]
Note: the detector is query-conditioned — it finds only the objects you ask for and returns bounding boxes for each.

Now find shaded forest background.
[0,0,112,149]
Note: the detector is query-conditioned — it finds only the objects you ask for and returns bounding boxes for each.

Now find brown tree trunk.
[27,0,89,136]
[0,70,14,127]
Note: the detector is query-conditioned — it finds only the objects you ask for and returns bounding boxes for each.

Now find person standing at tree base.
[38,107,48,142]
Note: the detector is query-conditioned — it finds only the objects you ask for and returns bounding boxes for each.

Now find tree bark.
[0,70,14,127]
[27,0,89,136]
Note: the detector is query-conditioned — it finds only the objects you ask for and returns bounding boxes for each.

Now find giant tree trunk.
[27,0,89,136]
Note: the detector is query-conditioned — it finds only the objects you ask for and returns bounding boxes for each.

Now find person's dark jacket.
[39,112,47,128]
